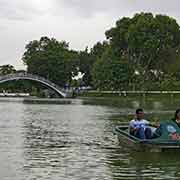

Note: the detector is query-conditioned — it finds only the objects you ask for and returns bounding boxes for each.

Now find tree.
[22,36,78,86]
[77,42,109,87]
[105,13,180,90]
[77,48,93,86]
[90,41,109,59]
[92,49,133,90]
[0,64,16,75]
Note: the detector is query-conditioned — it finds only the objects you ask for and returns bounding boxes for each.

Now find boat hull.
[114,126,180,152]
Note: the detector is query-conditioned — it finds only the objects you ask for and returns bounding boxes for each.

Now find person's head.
[174,109,180,121]
[136,108,144,120]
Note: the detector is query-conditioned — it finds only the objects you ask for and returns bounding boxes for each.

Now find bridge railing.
[0,73,73,97]
[0,72,60,89]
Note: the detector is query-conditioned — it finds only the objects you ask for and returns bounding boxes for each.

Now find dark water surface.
[0,97,180,180]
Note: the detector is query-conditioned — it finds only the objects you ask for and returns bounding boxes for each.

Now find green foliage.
[78,48,94,86]
[160,74,180,90]
[92,49,133,90]
[22,36,78,86]
[18,13,180,92]
[103,12,180,90]
[90,41,109,59]
[0,64,16,75]
[77,42,109,86]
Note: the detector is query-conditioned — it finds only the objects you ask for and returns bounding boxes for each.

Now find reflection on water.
[107,149,180,180]
[0,97,180,179]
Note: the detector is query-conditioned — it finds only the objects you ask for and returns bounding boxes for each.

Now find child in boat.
[129,108,152,139]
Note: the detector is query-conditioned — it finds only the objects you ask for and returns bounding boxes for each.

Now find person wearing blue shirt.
[129,108,152,139]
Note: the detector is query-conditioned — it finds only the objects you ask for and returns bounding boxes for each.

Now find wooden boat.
[114,124,180,152]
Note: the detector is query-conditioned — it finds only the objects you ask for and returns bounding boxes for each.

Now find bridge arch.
[0,73,70,98]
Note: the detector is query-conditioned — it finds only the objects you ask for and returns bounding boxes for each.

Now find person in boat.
[129,108,152,139]
[154,109,180,138]
[173,109,180,127]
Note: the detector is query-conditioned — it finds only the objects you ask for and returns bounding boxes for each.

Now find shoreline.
[78,90,180,98]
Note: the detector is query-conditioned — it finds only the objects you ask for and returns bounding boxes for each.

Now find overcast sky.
[0,0,180,70]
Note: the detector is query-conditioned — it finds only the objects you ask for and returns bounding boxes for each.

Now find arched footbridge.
[0,73,72,98]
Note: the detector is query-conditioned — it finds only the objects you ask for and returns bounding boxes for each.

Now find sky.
[0,0,180,70]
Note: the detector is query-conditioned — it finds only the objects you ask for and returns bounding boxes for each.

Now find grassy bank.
[78,90,180,101]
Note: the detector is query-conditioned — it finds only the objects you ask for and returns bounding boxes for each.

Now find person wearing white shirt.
[129,108,152,139]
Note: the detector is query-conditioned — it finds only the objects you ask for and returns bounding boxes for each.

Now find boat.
[114,123,180,152]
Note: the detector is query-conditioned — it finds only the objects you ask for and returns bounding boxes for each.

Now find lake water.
[0,97,180,180]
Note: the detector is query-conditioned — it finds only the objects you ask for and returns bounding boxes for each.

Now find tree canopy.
[22,36,78,86]
[20,13,180,91]
[92,12,180,90]
[0,64,16,75]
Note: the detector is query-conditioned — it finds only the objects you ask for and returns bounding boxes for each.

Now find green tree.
[0,64,16,75]
[78,48,94,86]
[92,49,133,90]
[90,41,109,59]
[78,42,109,86]
[22,36,78,86]
[105,13,180,90]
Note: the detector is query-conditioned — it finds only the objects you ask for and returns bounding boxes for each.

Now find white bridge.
[0,73,72,98]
